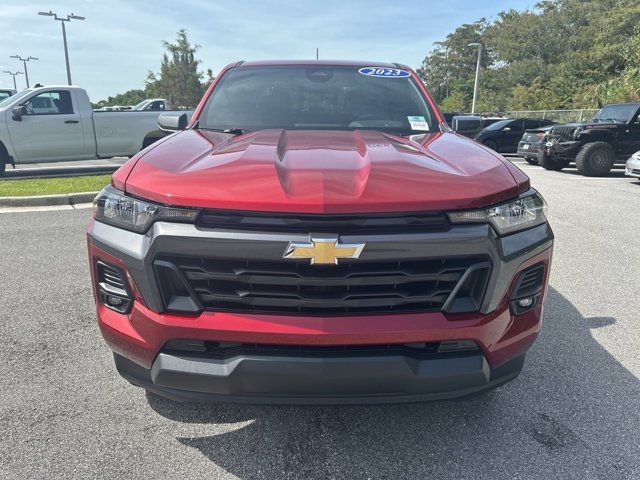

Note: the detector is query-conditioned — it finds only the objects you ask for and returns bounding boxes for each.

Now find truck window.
[199,65,436,135]
[24,91,74,115]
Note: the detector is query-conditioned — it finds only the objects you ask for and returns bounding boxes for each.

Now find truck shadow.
[146,287,639,479]
[548,165,629,178]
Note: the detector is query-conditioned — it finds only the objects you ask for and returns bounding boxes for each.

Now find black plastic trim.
[114,351,526,404]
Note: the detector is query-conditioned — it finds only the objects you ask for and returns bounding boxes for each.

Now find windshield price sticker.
[407,116,430,131]
[358,67,410,78]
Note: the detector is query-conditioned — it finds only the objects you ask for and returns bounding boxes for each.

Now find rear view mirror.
[158,113,188,131]
[451,115,482,135]
[12,105,26,121]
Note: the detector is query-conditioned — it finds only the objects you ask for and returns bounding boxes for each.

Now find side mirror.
[12,105,26,121]
[451,115,482,136]
[158,113,188,131]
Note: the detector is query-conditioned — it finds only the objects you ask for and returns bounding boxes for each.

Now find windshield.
[593,104,638,123]
[132,100,150,110]
[198,65,436,135]
[484,119,514,131]
[0,89,30,109]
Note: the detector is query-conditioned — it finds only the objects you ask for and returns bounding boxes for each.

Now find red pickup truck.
[87,60,553,404]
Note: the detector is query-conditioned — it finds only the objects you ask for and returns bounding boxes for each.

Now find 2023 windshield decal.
[358,67,410,78]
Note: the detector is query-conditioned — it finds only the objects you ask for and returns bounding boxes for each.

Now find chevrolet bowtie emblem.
[284,237,365,265]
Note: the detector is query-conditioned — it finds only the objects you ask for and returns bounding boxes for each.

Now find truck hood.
[123,129,527,213]
[553,121,620,129]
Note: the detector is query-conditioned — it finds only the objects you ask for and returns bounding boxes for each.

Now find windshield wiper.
[199,127,250,135]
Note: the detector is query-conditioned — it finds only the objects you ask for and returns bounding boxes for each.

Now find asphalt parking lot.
[1,158,639,479]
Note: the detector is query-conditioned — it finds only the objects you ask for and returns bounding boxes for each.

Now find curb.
[0,191,99,208]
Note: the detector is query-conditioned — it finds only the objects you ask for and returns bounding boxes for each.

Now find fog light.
[517,297,534,308]
[107,295,124,307]
[96,261,132,314]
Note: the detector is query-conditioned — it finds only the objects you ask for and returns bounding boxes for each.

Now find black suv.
[539,103,640,176]
[475,118,554,153]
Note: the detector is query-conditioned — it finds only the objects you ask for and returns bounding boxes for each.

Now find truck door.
[504,119,525,152]
[619,110,640,155]
[7,89,87,162]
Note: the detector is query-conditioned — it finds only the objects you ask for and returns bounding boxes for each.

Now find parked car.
[0,88,17,103]
[517,125,555,164]
[0,86,192,176]
[131,98,171,111]
[539,102,640,176]
[625,150,640,180]
[475,118,555,153]
[480,117,507,128]
[88,60,553,404]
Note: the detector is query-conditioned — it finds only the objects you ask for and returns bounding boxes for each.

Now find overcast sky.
[1,0,536,101]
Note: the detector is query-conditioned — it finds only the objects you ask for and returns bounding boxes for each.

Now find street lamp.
[468,42,482,114]
[9,55,38,88]
[3,71,24,90]
[38,10,85,85]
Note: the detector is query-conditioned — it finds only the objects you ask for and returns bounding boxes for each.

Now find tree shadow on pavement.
[146,287,640,479]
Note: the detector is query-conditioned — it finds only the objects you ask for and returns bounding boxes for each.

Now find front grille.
[155,255,491,315]
[197,210,450,234]
[162,340,480,360]
[550,126,575,141]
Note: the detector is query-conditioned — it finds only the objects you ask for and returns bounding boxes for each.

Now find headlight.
[631,151,640,161]
[448,191,547,235]
[93,185,199,233]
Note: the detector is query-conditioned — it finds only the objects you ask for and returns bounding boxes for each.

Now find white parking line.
[0,203,92,214]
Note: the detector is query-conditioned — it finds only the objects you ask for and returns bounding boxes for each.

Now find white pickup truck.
[0,86,179,176]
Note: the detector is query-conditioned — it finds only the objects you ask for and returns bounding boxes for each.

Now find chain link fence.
[507,109,599,123]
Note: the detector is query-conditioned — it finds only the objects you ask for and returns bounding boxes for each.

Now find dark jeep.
[539,103,640,176]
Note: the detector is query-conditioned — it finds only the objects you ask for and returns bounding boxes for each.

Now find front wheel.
[525,156,538,165]
[575,142,615,177]
[538,150,569,171]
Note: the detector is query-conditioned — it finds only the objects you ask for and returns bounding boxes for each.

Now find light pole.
[38,10,85,85]
[3,71,24,90]
[468,42,482,114]
[10,55,38,88]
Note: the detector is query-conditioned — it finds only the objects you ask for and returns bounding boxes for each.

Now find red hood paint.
[122,129,528,213]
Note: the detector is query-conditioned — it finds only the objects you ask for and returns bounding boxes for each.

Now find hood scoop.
[274,129,371,198]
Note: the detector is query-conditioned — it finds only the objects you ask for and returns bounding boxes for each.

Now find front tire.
[575,142,615,177]
[525,156,538,165]
[538,150,569,171]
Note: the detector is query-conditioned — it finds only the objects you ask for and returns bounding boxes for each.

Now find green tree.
[146,29,205,108]
[418,0,640,111]
[94,89,147,109]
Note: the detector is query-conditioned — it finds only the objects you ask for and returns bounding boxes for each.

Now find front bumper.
[626,156,640,178]
[543,139,580,160]
[114,350,526,404]
[88,217,553,403]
